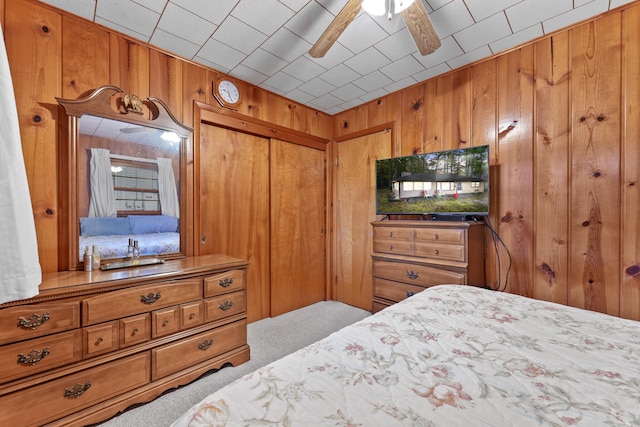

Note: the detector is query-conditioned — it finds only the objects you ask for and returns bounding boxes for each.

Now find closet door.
[270,139,326,317]
[198,123,270,322]
[335,130,391,311]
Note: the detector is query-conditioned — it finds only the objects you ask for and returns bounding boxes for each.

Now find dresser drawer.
[120,314,151,348]
[373,260,466,287]
[0,330,82,384]
[205,291,246,322]
[0,352,150,427]
[373,226,412,241]
[83,278,202,325]
[414,227,464,244]
[204,270,246,297]
[374,278,426,303]
[152,319,247,380]
[372,238,413,256]
[180,301,204,330]
[152,306,180,338]
[0,301,80,346]
[414,242,466,262]
[83,321,119,358]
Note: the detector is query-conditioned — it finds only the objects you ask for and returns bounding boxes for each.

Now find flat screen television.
[375,145,490,219]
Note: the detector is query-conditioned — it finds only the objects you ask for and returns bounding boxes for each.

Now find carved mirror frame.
[57,85,192,271]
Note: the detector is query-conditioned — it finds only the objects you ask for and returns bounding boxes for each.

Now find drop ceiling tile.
[353,70,394,92]
[261,27,312,62]
[427,0,453,10]
[542,0,608,34]
[319,64,362,88]
[241,48,289,76]
[376,27,420,61]
[331,82,366,101]
[157,3,215,45]
[463,0,523,22]
[384,76,418,93]
[610,0,638,7]
[198,38,246,69]
[339,14,391,54]
[131,0,166,13]
[95,16,151,42]
[380,55,425,81]
[413,36,464,68]
[39,0,96,20]
[96,0,160,38]
[263,71,305,93]
[285,1,337,44]
[150,29,200,59]
[278,0,309,12]
[506,0,573,32]
[230,63,269,85]
[170,0,239,25]
[358,87,390,103]
[447,44,492,68]
[285,88,317,104]
[430,0,475,38]
[212,15,268,55]
[490,23,542,54]
[282,56,327,81]
[310,93,343,109]
[454,12,512,52]
[343,47,392,76]
[316,0,353,15]
[193,56,232,74]
[231,0,295,36]
[412,62,452,81]
[298,77,337,97]
[370,11,408,35]
[308,42,355,69]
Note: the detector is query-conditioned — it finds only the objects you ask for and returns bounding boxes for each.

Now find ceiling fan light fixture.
[362,0,415,16]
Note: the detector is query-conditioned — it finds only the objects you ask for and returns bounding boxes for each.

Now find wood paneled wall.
[2,0,332,274]
[334,3,640,319]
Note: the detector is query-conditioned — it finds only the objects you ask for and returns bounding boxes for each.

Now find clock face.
[217,80,240,104]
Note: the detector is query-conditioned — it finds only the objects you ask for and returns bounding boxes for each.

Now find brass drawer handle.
[219,301,234,311]
[219,278,233,288]
[406,270,419,280]
[189,313,196,320]
[17,313,50,330]
[434,233,439,240]
[162,320,169,327]
[141,292,161,304]
[18,347,50,365]
[388,231,393,237]
[388,245,393,251]
[131,328,139,336]
[198,339,214,351]
[434,249,439,255]
[64,381,91,399]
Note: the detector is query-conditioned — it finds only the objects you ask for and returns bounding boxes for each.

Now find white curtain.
[0,23,42,303]
[157,157,179,218]
[88,148,117,217]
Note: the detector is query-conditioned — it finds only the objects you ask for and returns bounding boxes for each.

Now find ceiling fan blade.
[309,0,363,58]
[401,1,441,56]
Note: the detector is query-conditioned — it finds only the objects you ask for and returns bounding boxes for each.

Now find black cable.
[479,215,512,292]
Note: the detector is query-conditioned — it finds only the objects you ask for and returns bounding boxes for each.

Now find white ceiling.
[38,0,636,115]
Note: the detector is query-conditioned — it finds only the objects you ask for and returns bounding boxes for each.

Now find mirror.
[57,86,192,270]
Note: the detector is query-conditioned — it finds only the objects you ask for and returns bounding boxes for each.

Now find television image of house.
[391,172,486,200]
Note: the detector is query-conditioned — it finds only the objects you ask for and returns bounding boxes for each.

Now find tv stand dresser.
[0,254,249,426]
[371,220,486,312]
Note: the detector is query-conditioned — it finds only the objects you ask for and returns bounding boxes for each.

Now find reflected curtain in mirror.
[88,148,117,218]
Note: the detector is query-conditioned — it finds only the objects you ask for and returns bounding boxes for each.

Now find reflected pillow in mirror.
[80,217,132,236]
[129,215,179,234]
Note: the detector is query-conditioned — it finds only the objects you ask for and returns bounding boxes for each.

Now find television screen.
[375,145,490,217]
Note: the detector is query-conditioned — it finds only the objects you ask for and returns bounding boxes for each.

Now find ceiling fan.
[309,0,441,58]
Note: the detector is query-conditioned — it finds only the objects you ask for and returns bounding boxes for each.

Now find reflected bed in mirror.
[57,86,192,270]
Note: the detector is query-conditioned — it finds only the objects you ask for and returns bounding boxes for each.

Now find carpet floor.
[97,300,371,427]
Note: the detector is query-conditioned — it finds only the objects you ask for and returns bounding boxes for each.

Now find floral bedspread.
[171,285,640,427]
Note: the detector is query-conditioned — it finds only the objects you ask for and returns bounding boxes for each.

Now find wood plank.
[569,14,622,315]
[620,4,640,319]
[441,68,472,151]
[496,45,535,295]
[534,33,570,305]
[6,0,61,273]
[400,84,424,155]
[422,78,442,153]
[109,35,150,112]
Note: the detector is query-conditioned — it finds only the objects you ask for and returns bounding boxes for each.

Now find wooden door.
[270,139,326,316]
[335,130,392,310]
[198,124,270,322]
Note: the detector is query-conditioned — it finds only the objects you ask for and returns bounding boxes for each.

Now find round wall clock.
[213,78,242,108]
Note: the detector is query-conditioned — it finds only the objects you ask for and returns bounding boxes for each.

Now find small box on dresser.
[0,254,250,427]
[371,220,486,312]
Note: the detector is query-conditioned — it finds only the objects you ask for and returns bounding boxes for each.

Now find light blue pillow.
[129,215,179,234]
[80,217,132,236]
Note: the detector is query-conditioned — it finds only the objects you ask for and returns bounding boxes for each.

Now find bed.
[78,215,180,260]
[171,284,640,427]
